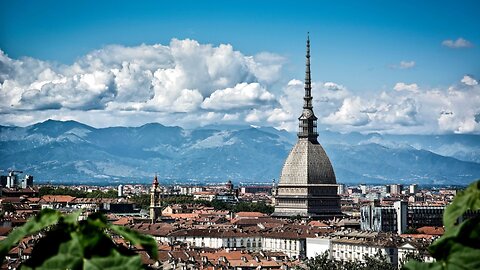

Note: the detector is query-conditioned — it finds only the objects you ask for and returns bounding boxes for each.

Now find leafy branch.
[0,209,157,269]
[299,250,397,270]
[404,180,480,270]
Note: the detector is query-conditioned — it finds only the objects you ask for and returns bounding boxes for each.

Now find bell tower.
[149,174,162,223]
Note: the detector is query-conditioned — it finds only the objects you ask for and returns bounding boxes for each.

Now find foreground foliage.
[404,180,480,270]
[301,251,398,270]
[0,209,157,269]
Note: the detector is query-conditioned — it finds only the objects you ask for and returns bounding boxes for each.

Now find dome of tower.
[279,139,336,185]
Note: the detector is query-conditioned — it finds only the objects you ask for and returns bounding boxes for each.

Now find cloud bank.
[1,39,479,134]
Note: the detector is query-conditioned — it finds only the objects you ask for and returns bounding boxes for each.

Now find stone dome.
[279,138,336,185]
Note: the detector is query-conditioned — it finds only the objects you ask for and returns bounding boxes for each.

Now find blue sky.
[1,0,479,134]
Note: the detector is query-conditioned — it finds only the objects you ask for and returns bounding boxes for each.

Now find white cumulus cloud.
[201,82,275,110]
[324,97,371,126]
[461,75,478,86]
[0,39,284,117]
[273,75,479,134]
[390,60,416,69]
[442,37,474,48]
[394,82,419,92]
[1,41,479,135]
[324,82,346,91]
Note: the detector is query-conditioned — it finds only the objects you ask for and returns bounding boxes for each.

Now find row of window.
[279,199,306,205]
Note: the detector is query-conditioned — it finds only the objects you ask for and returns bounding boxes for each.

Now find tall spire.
[152,174,159,188]
[298,33,318,142]
[150,174,161,223]
[304,32,312,109]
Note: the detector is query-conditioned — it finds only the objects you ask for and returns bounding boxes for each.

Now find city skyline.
[1,0,479,134]
[1,2,479,267]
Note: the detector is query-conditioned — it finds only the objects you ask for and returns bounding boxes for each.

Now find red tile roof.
[308,220,330,227]
[170,213,200,219]
[39,195,76,203]
[417,226,444,236]
[235,212,266,218]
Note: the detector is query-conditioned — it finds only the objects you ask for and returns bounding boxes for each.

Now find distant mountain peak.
[0,120,479,185]
[139,122,166,128]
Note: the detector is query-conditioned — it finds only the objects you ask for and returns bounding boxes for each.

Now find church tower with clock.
[149,175,162,223]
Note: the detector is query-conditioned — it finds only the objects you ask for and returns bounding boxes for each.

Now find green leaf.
[443,181,480,230]
[429,215,480,258]
[83,250,142,270]
[2,210,152,269]
[21,225,84,269]
[411,181,480,270]
[444,242,480,270]
[32,231,108,270]
[74,226,115,259]
[85,212,109,229]
[32,253,83,270]
[109,224,158,259]
[62,211,82,225]
[0,209,61,264]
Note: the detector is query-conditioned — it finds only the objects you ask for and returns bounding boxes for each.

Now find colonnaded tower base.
[273,35,342,219]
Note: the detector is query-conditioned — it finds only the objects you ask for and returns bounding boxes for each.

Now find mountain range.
[1,119,479,185]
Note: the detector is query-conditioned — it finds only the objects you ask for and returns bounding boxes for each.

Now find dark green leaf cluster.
[299,251,397,270]
[0,209,157,269]
[86,189,118,199]
[39,187,118,198]
[130,194,150,210]
[233,201,274,214]
[404,180,480,270]
[125,193,275,214]
[400,252,424,267]
[161,196,194,205]
[39,187,87,197]
[1,202,16,213]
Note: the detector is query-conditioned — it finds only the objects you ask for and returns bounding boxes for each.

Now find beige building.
[192,191,217,201]
[166,227,309,259]
[306,231,413,266]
